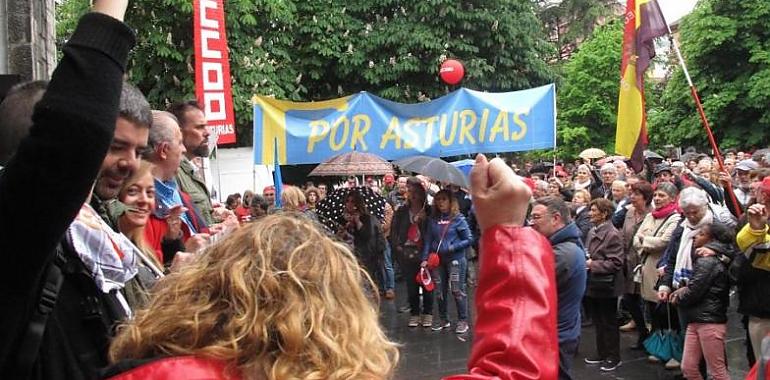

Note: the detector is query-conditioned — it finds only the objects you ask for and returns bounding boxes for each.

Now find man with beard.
[168,101,216,225]
[91,85,152,229]
[0,1,147,378]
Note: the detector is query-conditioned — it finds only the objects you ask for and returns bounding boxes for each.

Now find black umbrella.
[315,186,386,231]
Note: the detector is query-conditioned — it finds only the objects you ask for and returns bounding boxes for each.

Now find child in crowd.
[670,222,734,380]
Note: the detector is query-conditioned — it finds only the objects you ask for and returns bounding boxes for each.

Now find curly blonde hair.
[109,214,399,379]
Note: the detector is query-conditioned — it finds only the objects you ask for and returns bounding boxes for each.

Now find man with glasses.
[530,196,587,378]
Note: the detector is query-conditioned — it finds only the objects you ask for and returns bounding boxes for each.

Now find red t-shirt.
[234,205,251,224]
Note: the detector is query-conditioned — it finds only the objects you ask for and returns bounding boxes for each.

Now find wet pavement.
[380,283,751,379]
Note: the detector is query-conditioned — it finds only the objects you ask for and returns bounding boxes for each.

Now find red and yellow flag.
[615,0,668,171]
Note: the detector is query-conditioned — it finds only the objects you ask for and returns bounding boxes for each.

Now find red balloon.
[439,59,465,85]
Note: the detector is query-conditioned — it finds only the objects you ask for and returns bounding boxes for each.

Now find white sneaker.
[664,358,680,370]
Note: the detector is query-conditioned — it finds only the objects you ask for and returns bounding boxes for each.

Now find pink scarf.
[651,201,679,219]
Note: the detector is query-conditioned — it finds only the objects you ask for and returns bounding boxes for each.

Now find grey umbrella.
[394,155,470,188]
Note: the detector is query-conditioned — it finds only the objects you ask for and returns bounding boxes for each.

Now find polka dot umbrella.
[315,186,387,232]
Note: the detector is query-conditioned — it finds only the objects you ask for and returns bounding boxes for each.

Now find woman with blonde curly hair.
[105,214,399,380]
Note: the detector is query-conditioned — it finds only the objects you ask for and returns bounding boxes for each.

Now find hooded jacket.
[547,222,587,344]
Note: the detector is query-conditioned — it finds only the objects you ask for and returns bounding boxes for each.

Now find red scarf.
[651,201,679,219]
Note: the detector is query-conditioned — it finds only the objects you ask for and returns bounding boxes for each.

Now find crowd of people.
[0,2,561,379]
[0,2,769,380]
[517,150,770,379]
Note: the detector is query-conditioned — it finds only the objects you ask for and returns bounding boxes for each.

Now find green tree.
[649,0,770,150]
[534,0,617,62]
[556,20,623,158]
[57,0,556,147]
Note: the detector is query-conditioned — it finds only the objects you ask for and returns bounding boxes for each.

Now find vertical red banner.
[193,0,237,145]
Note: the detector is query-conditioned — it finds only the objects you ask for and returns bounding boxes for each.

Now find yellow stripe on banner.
[615,63,644,157]
[253,95,352,164]
[635,0,650,29]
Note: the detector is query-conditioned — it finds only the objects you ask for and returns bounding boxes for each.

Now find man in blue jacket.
[530,196,588,379]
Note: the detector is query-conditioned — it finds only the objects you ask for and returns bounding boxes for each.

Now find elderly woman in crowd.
[583,198,625,371]
[657,188,716,308]
[572,188,592,244]
[547,177,566,201]
[633,182,682,365]
[106,215,399,379]
[573,164,595,192]
[619,181,654,349]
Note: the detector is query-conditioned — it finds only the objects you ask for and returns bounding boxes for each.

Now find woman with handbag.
[584,198,625,371]
[421,189,473,334]
[620,180,654,349]
[390,177,433,328]
[632,182,682,364]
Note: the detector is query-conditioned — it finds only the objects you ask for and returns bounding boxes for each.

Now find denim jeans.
[380,241,395,291]
[435,257,468,321]
[558,339,579,380]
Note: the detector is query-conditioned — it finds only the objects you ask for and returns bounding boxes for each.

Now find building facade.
[0,0,56,87]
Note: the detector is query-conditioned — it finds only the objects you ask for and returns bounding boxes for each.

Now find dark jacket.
[574,206,591,245]
[677,248,731,324]
[390,204,429,265]
[657,219,686,290]
[548,222,587,344]
[421,213,472,262]
[585,221,625,298]
[351,214,385,265]
[658,211,733,292]
[732,224,770,318]
[0,13,135,380]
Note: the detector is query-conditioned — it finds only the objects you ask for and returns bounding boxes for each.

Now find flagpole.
[666,30,742,218]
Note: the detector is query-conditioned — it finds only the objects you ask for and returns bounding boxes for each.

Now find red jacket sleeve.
[444,226,558,380]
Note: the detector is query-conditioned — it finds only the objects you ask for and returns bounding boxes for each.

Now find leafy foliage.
[534,0,617,62]
[57,0,556,147]
[649,0,770,150]
[555,20,623,158]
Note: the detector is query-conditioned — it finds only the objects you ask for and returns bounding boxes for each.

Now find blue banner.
[253,84,555,165]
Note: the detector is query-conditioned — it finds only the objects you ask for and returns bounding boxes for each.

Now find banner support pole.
[666,30,742,218]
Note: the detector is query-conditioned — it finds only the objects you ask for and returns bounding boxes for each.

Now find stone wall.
[1,0,56,81]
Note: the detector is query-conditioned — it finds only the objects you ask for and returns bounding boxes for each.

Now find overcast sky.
[655,0,698,24]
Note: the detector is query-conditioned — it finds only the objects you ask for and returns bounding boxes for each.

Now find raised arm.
[0,1,135,291]
[444,154,558,380]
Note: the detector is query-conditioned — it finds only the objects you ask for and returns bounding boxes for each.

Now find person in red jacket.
[444,154,559,380]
